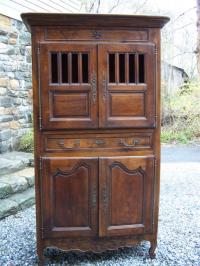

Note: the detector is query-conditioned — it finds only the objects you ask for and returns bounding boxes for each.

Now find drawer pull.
[58,139,80,150]
[94,139,106,145]
[119,138,140,147]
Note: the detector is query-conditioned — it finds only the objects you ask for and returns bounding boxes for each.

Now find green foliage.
[161,127,196,144]
[18,130,34,152]
[161,82,200,144]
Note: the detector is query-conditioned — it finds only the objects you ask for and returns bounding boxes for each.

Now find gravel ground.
[0,145,200,266]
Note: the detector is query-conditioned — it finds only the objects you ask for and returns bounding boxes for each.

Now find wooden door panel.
[50,91,89,118]
[110,164,144,226]
[98,43,155,128]
[41,157,98,238]
[40,43,98,129]
[99,156,155,237]
[109,92,145,116]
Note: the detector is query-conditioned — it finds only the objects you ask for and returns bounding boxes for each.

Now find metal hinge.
[37,43,40,55]
[39,157,42,173]
[154,114,157,128]
[39,116,42,130]
[155,155,158,167]
[154,46,158,55]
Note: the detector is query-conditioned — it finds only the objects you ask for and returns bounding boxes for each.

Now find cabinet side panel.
[149,28,161,241]
[31,26,45,254]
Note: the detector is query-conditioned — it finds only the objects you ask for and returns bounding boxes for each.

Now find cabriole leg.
[149,241,157,259]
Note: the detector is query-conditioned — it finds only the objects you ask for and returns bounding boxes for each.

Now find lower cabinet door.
[41,157,98,238]
[99,156,155,237]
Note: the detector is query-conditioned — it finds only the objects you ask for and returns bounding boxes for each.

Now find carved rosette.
[92,30,102,39]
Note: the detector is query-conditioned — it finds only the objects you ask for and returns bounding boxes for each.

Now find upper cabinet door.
[98,43,156,128]
[40,43,98,129]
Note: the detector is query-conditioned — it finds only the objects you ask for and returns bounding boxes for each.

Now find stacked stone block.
[0,14,32,153]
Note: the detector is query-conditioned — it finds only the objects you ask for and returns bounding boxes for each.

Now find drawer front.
[44,133,153,152]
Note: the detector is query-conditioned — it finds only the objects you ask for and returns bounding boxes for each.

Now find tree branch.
[88,0,96,12]
[171,6,196,23]
[96,0,101,13]
[173,22,195,32]
[166,51,195,60]
[134,0,148,13]
[108,0,120,13]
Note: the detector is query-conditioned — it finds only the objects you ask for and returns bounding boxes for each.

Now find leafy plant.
[161,82,200,144]
[18,130,34,152]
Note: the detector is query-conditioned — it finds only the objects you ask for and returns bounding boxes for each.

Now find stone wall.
[0,14,32,153]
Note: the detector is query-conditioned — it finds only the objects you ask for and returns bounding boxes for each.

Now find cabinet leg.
[37,246,45,266]
[37,254,45,266]
[149,241,157,259]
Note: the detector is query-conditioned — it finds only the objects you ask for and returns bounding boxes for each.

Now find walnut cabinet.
[21,13,169,264]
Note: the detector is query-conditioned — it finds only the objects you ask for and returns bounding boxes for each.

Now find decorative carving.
[110,161,145,175]
[92,30,102,39]
[91,72,97,103]
[43,237,144,254]
[53,162,89,178]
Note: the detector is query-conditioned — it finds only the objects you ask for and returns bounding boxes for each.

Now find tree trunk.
[197,0,200,75]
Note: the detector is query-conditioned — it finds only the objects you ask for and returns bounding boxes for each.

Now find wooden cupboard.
[21,13,169,264]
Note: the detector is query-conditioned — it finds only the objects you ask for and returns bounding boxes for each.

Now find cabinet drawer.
[44,133,153,152]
